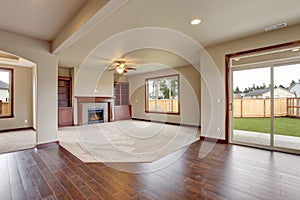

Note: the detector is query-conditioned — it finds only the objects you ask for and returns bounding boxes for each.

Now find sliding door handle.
[229,103,233,111]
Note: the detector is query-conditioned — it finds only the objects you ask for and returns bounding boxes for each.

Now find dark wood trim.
[58,77,73,127]
[76,96,114,125]
[226,40,300,58]
[145,73,180,81]
[58,76,72,107]
[58,107,74,127]
[0,67,14,118]
[37,141,59,149]
[132,117,200,129]
[200,136,227,144]
[114,105,131,121]
[0,127,34,133]
[58,66,73,70]
[11,67,14,117]
[225,40,300,144]
[145,110,181,115]
[225,55,230,144]
[0,115,15,118]
[145,74,180,115]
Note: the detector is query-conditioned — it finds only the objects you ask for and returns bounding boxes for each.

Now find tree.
[290,80,296,87]
[251,83,256,91]
[243,88,249,93]
[279,85,286,89]
[234,86,241,94]
[159,78,178,99]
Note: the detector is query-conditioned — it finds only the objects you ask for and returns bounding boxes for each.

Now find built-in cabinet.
[114,82,131,120]
[58,77,73,127]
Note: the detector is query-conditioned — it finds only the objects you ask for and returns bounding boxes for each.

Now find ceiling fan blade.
[125,67,137,70]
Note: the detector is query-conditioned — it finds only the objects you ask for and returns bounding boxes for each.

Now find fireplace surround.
[76,96,114,125]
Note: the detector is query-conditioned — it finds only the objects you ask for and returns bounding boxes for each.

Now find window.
[0,68,13,118]
[146,74,179,114]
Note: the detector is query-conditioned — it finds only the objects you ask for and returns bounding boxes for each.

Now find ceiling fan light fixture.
[116,67,125,74]
[119,63,125,68]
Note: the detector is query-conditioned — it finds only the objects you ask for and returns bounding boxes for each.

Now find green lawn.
[234,117,300,137]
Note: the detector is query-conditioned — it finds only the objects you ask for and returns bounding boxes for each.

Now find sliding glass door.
[273,64,300,151]
[229,54,300,153]
[232,67,271,147]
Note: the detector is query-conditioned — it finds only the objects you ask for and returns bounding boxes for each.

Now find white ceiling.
[1,0,300,72]
[0,0,87,41]
[111,49,190,76]
[58,0,300,72]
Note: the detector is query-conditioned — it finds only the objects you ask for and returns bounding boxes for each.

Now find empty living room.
[1,0,300,199]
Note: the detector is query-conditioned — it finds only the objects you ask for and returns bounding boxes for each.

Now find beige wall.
[127,65,201,126]
[0,30,58,144]
[0,66,33,130]
[74,67,113,97]
[202,24,300,139]
[73,68,114,124]
[96,71,114,97]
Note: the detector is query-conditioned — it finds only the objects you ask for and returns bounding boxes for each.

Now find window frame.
[0,67,14,118]
[145,74,180,115]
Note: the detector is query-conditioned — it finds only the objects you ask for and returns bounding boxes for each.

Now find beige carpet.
[0,129,36,154]
[58,120,200,163]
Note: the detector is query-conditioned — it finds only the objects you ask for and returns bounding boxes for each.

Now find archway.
[0,50,37,153]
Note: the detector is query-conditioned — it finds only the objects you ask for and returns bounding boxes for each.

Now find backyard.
[234,117,300,137]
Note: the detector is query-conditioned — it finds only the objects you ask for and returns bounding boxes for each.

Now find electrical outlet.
[24,119,28,123]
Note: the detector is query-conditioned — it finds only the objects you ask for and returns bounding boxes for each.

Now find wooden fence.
[233,98,300,118]
[0,101,9,115]
[148,99,179,112]
[287,98,300,117]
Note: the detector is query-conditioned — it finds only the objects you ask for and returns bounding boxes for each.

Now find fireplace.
[76,96,114,125]
[88,108,104,124]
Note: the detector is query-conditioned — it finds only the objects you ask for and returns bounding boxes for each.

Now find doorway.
[227,42,300,153]
[0,51,37,154]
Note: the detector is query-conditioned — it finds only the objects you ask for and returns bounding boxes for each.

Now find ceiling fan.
[107,61,137,74]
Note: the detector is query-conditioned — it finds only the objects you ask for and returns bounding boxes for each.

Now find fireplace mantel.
[76,96,114,125]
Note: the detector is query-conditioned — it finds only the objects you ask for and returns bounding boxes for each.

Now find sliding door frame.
[225,40,300,154]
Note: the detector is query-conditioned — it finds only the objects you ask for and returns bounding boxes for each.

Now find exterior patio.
[233,129,300,150]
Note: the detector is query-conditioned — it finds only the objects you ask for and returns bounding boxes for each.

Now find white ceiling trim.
[52,0,129,55]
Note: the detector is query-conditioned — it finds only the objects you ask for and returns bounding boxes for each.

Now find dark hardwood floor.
[1,141,300,200]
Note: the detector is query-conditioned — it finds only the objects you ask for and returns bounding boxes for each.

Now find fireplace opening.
[88,108,104,124]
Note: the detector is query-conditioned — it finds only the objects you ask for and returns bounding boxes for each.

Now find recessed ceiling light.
[190,18,201,25]
[291,48,300,52]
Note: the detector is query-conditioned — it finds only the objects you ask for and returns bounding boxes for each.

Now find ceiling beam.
[51,0,128,55]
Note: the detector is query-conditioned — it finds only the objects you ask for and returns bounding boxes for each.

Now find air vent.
[264,22,287,32]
